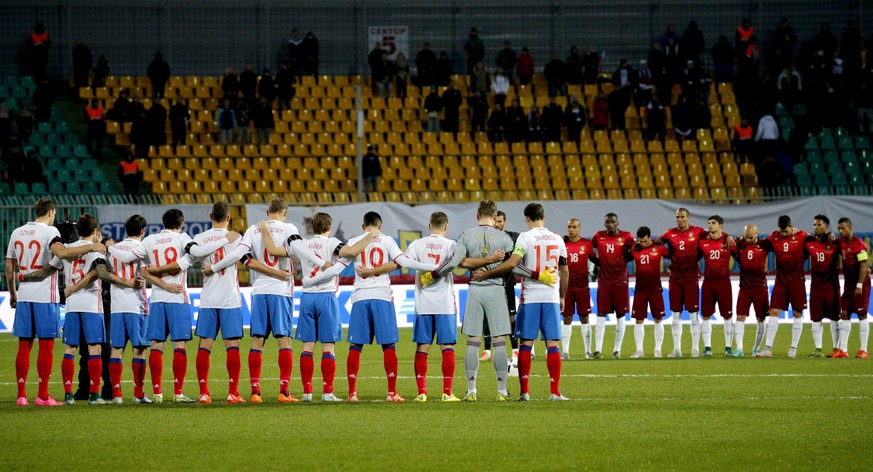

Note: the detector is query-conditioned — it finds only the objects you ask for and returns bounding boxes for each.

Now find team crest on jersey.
[480,242,489,257]
[688,237,695,242]
[579,247,585,254]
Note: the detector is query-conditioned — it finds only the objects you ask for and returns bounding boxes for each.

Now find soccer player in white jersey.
[109,208,233,403]
[472,203,569,401]
[206,198,324,403]
[260,212,372,402]
[6,198,106,406]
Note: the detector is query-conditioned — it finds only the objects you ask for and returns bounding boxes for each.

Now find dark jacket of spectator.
[415,44,437,86]
[92,55,109,89]
[71,41,93,89]
[680,21,705,62]
[239,66,258,101]
[146,52,171,92]
[252,99,275,129]
[301,32,320,75]
[221,69,240,99]
[145,103,167,146]
[434,52,452,86]
[257,70,276,102]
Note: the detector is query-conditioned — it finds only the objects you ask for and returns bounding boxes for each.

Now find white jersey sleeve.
[107,239,148,315]
[194,228,242,309]
[517,227,566,304]
[350,233,398,303]
[408,235,457,315]
[7,222,63,303]
[63,241,106,313]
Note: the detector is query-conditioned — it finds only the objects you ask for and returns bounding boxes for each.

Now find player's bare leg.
[631,319,646,358]
[788,311,804,358]
[580,315,592,358]
[561,315,573,359]
[669,311,684,357]
[653,319,665,357]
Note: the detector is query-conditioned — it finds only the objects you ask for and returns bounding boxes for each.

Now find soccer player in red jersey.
[730,224,772,357]
[697,216,733,357]
[761,215,809,358]
[561,218,596,359]
[591,213,635,358]
[837,217,870,358]
[659,208,706,357]
[626,226,669,358]
[804,215,841,358]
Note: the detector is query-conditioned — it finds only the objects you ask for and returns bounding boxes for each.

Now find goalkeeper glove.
[420,270,439,288]
[530,268,556,287]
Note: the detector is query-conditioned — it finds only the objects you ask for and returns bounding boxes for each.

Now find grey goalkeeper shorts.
[462,285,511,337]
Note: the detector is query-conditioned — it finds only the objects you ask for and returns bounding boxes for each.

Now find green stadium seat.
[47,181,64,194]
[793,162,808,175]
[64,182,82,194]
[80,181,99,194]
[55,146,73,159]
[855,136,870,149]
[819,130,836,150]
[841,150,858,164]
[812,172,829,186]
[73,145,90,158]
[800,186,816,197]
[805,150,823,164]
[844,161,861,176]
[826,162,843,174]
[848,174,865,186]
[837,136,854,150]
[804,136,820,151]
[859,149,873,164]
[823,150,840,164]
[73,168,91,182]
[830,173,848,186]
[796,174,813,187]
[0,182,12,195]
[14,182,30,194]
[808,162,824,174]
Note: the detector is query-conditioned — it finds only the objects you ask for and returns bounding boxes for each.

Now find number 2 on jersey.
[14,240,43,272]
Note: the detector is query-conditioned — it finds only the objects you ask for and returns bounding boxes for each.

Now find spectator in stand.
[735,18,754,60]
[30,23,51,82]
[168,99,189,153]
[636,59,654,106]
[84,99,106,158]
[368,42,386,96]
[434,51,452,86]
[564,94,586,144]
[842,21,864,92]
[147,52,170,99]
[487,102,506,142]
[649,42,672,104]
[733,118,754,162]
[857,67,873,134]
[0,102,12,148]
[496,41,517,85]
[567,46,584,85]
[92,55,109,91]
[659,25,681,51]
[424,86,442,133]
[607,89,628,130]
[591,93,609,130]
[287,29,304,77]
[235,100,251,145]
[239,64,258,103]
[32,79,55,123]
[491,67,510,108]
[645,95,666,143]
[738,35,761,84]
[814,22,838,60]
[777,64,802,110]
[506,98,527,142]
[544,53,570,97]
[145,101,167,150]
[464,28,485,75]
[755,113,779,161]
[681,21,705,64]
[672,95,694,144]
[415,42,437,87]
[108,88,132,123]
[72,40,93,91]
[362,145,381,194]
[394,53,410,99]
[680,60,702,100]
[257,69,276,104]
[691,96,711,131]
[130,107,150,159]
[471,61,490,94]
[276,61,295,111]
[22,151,47,186]
[118,153,140,196]
[442,82,462,133]
[301,31,320,76]
[469,89,489,134]
[378,51,395,99]
[253,97,274,144]
[712,35,735,83]
[221,67,240,102]
[773,17,797,64]
[526,104,543,142]
[516,47,535,86]
[664,37,682,82]
[582,46,600,84]
[16,103,33,147]
[541,96,564,142]
[217,99,236,145]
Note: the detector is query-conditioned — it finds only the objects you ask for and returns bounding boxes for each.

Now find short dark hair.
[430,212,448,229]
[162,209,185,230]
[838,217,852,227]
[76,213,99,238]
[35,197,55,217]
[312,212,332,234]
[604,212,618,220]
[777,215,791,230]
[708,215,724,225]
[496,211,507,219]
[363,211,382,228]
[125,214,147,238]
[637,226,651,238]
[677,207,690,216]
[814,214,830,225]
[477,200,497,218]
[268,198,287,214]
[523,203,545,221]
[211,201,229,222]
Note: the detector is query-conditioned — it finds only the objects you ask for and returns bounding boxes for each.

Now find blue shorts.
[296,292,343,343]
[63,312,106,346]
[148,302,193,342]
[110,312,149,349]
[250,294,294,338]
[196,307,244,340]
[13,302,60,339]
[347,299,398,345]
[515,303,562,341]
[412,314,458,345]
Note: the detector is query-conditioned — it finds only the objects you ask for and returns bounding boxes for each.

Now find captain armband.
[857,251,869,262]
[512,245,526,257]
[240,253,254,266]
[333,243,346,257]
[287,234,302,245]
[558,256,568,266]
[184,242,198,254]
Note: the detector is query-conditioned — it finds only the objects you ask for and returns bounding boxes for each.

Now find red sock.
[441,348,455,395]
[321,353,336,394]
[546,346,562,395]
[518,345,533,394]
[278,348,293,396]
[62,354,75,394]
[347,347,361,394]
[226,347,240,396]
[196,348,211,396]
[248,349,262,395]
[109,359,124,398]
[383,346,398,395]
[172,348,187,395]
[15,339,33,398]
[414,350,428,395]
[300,351,314,394]
[37,339,54,400]
[132,358,146,399]
[149,349,163,395]
[88,355,102,394]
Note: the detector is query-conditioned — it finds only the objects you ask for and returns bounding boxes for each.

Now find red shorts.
[562,287,591,317]
[770,279,807,313]
[809,285,841,322]
[840,280,871,316]
[597,282,629,315]
[669,279,700,313]
[736,286,769,319]
[632,290,666,321]
[700,278,733,319]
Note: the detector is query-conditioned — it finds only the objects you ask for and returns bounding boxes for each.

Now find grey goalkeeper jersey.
[442,224,514,286]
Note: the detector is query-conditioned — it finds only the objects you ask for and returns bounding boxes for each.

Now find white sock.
[595,317,606,353]
[654,322,665,352]
[581,323,591,354]
[561,325,572,354]
[634,323,645,352]
[701,318,712,348]
[723,319,733,350]
[765,316,780,348]
[790,317,803,349]
[614,316,626,354]
[839,319,852,352]
[671,312,683,353]
[860,318,870,351]
[735,320,745,351]
[754,322,766,351]
[830,321,840,350]
[690,312,701,352]
[812,322,823,350]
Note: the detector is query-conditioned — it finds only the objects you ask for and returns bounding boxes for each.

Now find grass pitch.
[1,325,871,471]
